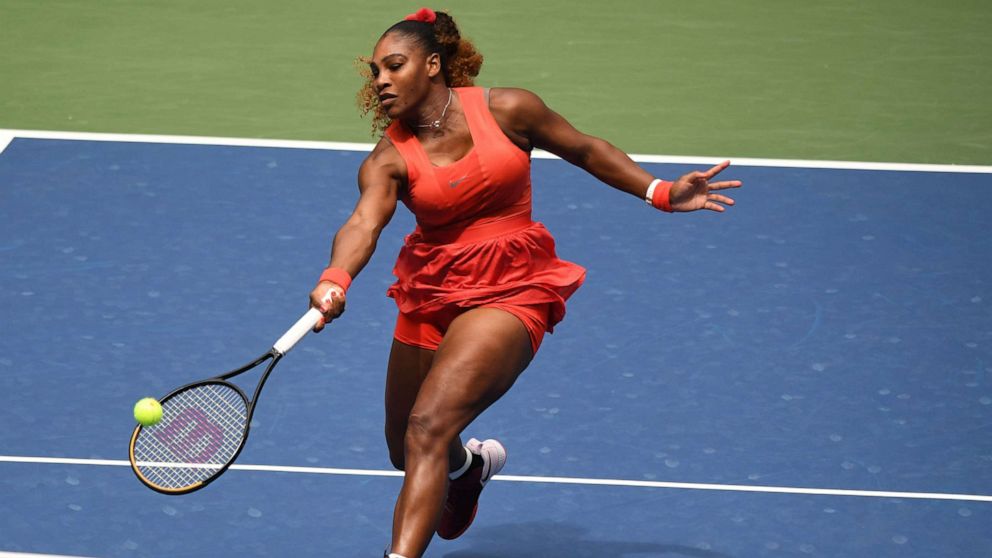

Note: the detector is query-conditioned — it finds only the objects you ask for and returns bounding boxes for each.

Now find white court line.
[2,455,990,503]
[0,128,371,153]
[1,128,990,174]
[0,132,14,155]
[0,553,97,558]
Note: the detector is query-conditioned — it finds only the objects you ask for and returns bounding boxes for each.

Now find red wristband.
[318,267,352,293]
[649,180,674,213]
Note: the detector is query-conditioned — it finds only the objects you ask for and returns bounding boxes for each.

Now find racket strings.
[132,383,248,490]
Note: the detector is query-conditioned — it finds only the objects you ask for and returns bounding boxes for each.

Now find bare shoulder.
[490,87,591,160]
[489,87,548,120]
[488,88,552,150]
[359,136,406,189]
[362,136,403,169]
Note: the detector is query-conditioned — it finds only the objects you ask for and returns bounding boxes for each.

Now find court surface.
[1,132,990,557]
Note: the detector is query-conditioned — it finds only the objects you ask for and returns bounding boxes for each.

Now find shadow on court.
[443,521,730,558]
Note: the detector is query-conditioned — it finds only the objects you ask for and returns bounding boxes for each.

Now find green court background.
[1,0,989,164]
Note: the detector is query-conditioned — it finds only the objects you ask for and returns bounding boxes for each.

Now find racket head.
[129,380,251,494]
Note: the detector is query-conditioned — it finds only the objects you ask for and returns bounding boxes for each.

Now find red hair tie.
[404,7,437,24]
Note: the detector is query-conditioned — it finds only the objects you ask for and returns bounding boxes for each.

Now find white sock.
[448,445,473,480]
[387,554,408,558]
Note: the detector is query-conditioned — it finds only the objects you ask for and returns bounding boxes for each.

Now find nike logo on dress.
[449,176,468,188]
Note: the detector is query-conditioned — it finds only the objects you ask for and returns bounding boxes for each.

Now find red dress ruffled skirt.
[384,87,585,352]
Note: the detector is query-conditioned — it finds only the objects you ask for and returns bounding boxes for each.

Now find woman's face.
[370,32,441,121]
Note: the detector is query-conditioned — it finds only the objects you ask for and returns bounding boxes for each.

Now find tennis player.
[309,8,740,558]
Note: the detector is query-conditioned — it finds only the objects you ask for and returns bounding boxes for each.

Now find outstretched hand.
[669,160,742,212]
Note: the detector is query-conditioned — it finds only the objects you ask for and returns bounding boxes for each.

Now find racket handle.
[272,307,323,355]
[272,290,338,355]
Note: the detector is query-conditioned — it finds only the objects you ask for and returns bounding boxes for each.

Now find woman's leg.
[388,307,534,558]
[384,339,466,472]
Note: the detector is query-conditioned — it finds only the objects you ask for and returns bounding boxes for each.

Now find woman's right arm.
[310,139,404,330]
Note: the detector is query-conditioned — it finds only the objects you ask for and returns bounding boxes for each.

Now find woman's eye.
[389,64,402,71]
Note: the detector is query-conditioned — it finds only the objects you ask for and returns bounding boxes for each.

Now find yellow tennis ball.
[133,397,163,426]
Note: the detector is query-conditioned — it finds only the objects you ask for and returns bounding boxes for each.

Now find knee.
[385,411,452,469]
[403,410,454,457]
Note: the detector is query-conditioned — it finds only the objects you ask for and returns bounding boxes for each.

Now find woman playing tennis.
[310,8,740,558]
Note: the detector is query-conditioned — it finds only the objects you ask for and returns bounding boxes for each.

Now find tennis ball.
[133,397,163,426]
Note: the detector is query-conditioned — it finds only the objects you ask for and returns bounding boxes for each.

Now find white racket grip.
[272,289,338,356]
[272,307,323,356]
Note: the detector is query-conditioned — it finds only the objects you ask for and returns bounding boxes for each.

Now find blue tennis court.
[1,134,990,557]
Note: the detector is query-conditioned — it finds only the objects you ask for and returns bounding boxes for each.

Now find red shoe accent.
[436,438,505,540]
[437,465,483,540]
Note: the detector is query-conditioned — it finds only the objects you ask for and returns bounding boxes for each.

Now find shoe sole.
[437,504,478,540]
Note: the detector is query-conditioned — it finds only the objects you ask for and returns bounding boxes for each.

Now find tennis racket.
[128,292,337,495]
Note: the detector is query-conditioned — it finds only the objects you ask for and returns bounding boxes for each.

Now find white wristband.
[645,179,663,205]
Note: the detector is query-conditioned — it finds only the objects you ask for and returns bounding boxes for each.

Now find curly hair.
[357,10,484,136]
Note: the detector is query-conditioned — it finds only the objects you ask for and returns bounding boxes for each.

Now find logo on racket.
[155,407,225,464]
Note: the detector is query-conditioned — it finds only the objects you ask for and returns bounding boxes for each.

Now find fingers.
[701,193,736,212]
[319,285,345,304]
[701,160,731,180]
[707,180,742,191]
[682,161,736,183]
[708,193,735,206]
[310,282,347,333]
[312,301,343,332]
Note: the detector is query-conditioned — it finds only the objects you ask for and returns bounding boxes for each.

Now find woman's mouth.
[379,94,397,108]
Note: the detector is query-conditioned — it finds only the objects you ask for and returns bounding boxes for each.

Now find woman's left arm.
[490,87,741,213]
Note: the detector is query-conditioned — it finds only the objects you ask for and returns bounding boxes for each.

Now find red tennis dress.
[384,87,586,353]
